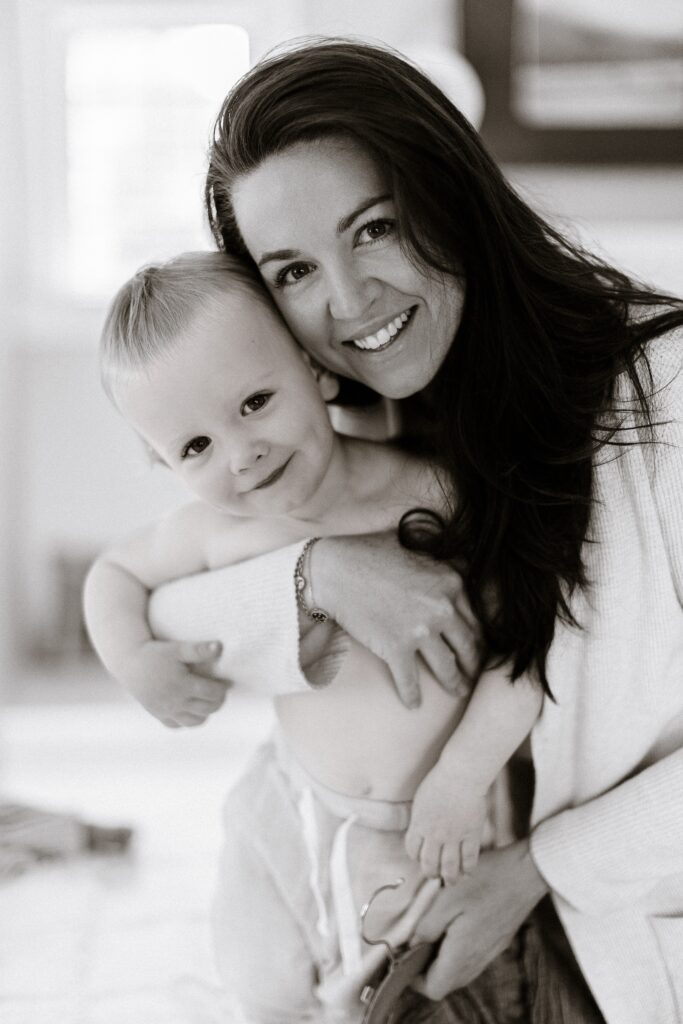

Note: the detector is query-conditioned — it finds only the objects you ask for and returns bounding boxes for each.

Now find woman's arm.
[310,531,481,704]
[410,745,683,1000]
[148,540,313,698]
[412,839,548,999]
[531,745,683,914]
[148,529,480,705]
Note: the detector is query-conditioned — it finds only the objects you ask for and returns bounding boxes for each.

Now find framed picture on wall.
[462,0,683,162]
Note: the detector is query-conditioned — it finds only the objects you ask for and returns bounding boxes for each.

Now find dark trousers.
[393,898,605,1024]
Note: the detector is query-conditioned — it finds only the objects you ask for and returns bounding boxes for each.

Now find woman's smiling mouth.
[345,307,416,352]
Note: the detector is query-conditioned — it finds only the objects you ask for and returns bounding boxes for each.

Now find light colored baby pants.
[212,733,445,1024]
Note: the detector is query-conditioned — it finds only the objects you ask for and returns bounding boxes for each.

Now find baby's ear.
[317,368,340,402]
[301,351,340,402]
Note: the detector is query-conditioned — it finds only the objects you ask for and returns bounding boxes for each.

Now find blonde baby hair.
[100,250,269,403]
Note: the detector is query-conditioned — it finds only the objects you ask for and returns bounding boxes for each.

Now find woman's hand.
[411,840,548,1000]
[310,532,481,707]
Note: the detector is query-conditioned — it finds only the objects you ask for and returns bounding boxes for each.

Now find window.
[17,1,303,316]
[65,23,249,300]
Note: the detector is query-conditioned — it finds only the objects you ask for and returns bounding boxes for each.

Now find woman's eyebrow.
[257,248,299,268]
[336,194,391,234]
[256,193,392,268]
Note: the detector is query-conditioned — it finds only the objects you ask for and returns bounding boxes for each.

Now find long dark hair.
[205,38,682,693]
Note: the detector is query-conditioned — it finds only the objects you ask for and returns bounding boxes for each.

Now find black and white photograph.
[1,2,681,1022]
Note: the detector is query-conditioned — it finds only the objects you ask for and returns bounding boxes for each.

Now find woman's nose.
[326,260,381,321]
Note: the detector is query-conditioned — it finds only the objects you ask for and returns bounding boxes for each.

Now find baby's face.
[115,291,337,518]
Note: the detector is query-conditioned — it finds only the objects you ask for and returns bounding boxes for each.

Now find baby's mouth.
[253,456,293,490]
[345,307,416,352]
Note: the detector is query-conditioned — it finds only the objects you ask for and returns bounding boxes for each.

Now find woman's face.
[231,137,466,399]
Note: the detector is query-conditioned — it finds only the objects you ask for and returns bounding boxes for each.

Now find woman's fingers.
[387,656,422,709]
[311,532,485,707]
[413,939,461,1001]
[417,635,463,695]
[442,621,481,684]
[391,630,480,705]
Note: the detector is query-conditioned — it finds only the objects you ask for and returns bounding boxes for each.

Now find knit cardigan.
[149,325,683,1024]
[530,325,683,1023]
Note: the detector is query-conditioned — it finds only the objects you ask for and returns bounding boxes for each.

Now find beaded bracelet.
[294,538,329,623]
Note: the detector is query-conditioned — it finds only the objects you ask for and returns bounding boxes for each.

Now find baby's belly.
[275,640,467,801]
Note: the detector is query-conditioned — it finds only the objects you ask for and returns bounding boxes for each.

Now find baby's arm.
[405,666,542,884]
[84,503,230,727]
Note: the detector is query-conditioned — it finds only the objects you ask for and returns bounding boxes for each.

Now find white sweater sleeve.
[532,326,683,915]
[531,747,683,915]
[645,327,683,607]
[147,541,313,697]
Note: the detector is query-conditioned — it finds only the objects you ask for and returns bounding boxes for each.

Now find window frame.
[16,0,304,339]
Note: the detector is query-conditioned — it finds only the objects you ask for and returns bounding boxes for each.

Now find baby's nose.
[229,440,268,475]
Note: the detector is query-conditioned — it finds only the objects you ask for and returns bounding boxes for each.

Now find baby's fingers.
[186,696,223,719]
[460,835,481,875]
[175,640,222,665]
[419,837,444,880]
[191,678,230,705]
[439,845,461,886]
[173,709,213,728]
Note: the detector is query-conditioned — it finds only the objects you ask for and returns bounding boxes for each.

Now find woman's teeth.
[351,309,412,351]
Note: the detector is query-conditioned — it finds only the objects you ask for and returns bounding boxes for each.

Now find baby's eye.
[181,435,211,459]
[356,218,395,245]
[274,262,314,288]
[241,392,273,416]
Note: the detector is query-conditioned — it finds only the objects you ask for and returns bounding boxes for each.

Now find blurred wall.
[0,2,25,687]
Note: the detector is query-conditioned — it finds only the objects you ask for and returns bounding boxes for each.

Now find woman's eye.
[181,436,211,459]
[356,218,395,245]
[241,392,272,415]
[274,262,314,288]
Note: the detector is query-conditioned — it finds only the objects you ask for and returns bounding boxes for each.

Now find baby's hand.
[117,639,227,728]
[405,762,488,885]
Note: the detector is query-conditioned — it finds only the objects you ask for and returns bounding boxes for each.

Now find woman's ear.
[301,350,340,402]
